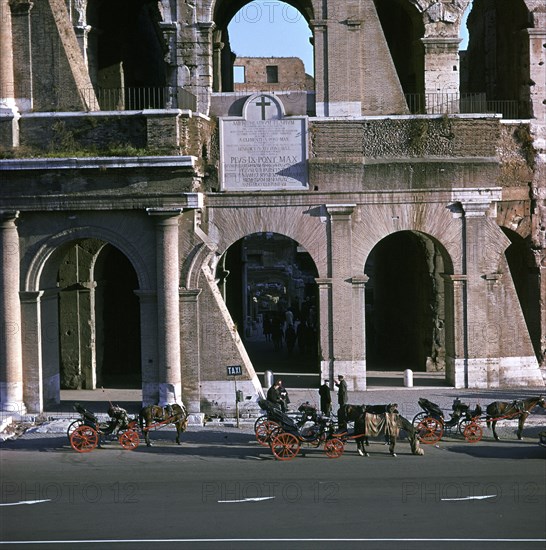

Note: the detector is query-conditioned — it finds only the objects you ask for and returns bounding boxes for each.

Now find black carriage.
[68,403,140,453]
[412,397,483,444]
[255,398,343,460]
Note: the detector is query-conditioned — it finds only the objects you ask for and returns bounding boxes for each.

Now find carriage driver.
[267,379,290,412]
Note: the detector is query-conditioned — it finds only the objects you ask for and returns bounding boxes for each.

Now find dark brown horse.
[139,404,189,447]
[485,395,545,441]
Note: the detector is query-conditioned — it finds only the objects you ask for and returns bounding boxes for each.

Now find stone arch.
[364,229,453,374]
[209,0,315,93]
[20,226,150,401]
[23,225,151,293]
[189,205,328,286]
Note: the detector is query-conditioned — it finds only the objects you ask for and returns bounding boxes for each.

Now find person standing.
[334,375,348,407]
[318,380,332,416]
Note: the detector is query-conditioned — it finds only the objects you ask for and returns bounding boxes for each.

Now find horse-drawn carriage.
[255,398,344,460]
[256,399,424,460]
[413,395,545,444]
[412,397,483,444]
[67,402,188,452]
[68,403,140,452]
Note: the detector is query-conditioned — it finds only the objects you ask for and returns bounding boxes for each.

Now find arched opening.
[52,240,141,394]
[212,0,314,107]
[94,245,141,388]
[365,231,448,376]
[86,0,167,109]
[460,0,532,118]
[502,228,542,362]
[217,232,319,385]
[374,0,424,97]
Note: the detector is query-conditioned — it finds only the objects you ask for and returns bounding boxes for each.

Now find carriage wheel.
[324,437,345,459]
[255,420,281,447]
[70,425,99,453]
[463,421,483,443]
[416,417,444,444]
[253,415,268,433]
[271,432,301,461]
[119,429,140,450]
[412,412,428,430]
[66,419,83,441]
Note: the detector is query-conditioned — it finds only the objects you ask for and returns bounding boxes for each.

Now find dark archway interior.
[219,233,319,381]
[374,0,424,96]
[502,229,542,361]
[87,0,166,107]
[463,0,531,115]
[365,232,434,371]
[95,245,141,388]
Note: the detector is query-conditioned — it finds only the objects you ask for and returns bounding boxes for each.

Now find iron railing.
[81,86,197,112]
[405,93,520,118]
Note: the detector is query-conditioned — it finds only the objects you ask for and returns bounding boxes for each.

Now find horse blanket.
[362,412,400,438]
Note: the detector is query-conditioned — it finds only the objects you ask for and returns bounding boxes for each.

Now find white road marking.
[0,538,545,545]
[441,495,497,501]
[218,496,275,503]
[0,499,51,507]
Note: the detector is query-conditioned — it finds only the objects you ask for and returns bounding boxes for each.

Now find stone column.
[0,0,20,146]
[147,209,183,406]
[0,212,25,413]
[0,0,15,106]
[310,19,328,117]
[179,289,201,413]
[212,33,224,93]
[20,291,43,413]
[9,0,33,112]
[525,28,546,121]
[422,38,462,113]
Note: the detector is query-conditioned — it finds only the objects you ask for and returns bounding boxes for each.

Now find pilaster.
[9,0,33,112]
[0,211,25,413]
[20,290,44,413]
[134,289,158,406]
[325,204,365,389]
[422,38,462,112]
[179,288,201,413]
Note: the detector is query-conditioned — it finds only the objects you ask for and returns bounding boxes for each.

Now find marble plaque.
[220,93,308,191]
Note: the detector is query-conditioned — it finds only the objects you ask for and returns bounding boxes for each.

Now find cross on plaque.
[254,96,271,120]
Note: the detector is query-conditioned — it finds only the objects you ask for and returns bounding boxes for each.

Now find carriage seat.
[74,402,98,424]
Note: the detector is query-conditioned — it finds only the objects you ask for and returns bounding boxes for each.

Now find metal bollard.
[264,370,274,388]
[404,369,413,388]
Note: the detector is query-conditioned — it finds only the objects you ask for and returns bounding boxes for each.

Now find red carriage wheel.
[463,421,483,443]
[119,429,140,450]
[324,437,345,458]
[255,420,281,447]
[70,425,99,453]
[416,417,444,444]
[270,432,301,461]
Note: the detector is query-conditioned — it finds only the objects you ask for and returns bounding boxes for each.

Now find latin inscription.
[220,115,308,190]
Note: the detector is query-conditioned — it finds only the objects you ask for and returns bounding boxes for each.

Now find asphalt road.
[1,426,545,550]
